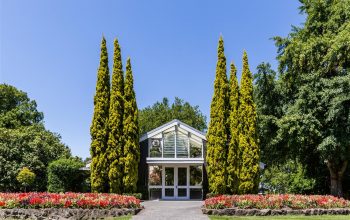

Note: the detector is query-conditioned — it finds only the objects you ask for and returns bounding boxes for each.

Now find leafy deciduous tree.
[0,84,71,192]
[139,97,207,134]
[0,84,43,129]
[273,0,350,196]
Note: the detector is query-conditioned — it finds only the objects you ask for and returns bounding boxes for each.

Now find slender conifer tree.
[123,58,140,193]
[238,51,260,194]
[90,37,110,192]
[227,62,240,194]
[206,36,229,194]
[107,38,124,193]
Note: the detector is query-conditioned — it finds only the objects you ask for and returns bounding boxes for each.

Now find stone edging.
[202,208,350,216]
[0,208,142,219]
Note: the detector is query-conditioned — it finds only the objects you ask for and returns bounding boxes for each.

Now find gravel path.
[132,200,209,220]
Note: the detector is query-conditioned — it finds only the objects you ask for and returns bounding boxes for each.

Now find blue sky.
[1,0,305,159]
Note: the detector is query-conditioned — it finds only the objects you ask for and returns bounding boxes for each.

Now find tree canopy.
[0,84,71,192]
[139,97,207,134]
[270,0,350,196]
[0,84,43,128]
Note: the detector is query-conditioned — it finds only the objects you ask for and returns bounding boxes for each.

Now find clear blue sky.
[1,0,305,159]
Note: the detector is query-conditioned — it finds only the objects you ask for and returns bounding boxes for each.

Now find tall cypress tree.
[107,38,124,193]
[123,58,140,193]
[90,37,110,193]
[238,51,260,194]
[227,62,240,194]
[206,36,229,194]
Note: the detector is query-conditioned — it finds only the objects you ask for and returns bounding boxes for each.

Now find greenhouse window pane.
[176,131,188,158]
[190,165,202,186]
[149,138,162,158]
[163,131,175,158]
[149,165,162,186]
[190,140,202,158]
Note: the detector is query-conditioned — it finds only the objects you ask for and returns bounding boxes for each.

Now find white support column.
[187,165,190,199]
[174,126,177,158]
[201,140,204,159]
[162,165,165,199]
[187,132,190,158]
[161,132,164,158]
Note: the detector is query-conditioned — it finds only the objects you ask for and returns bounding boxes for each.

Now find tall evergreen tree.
[123,58,140,193]
[206,36,229,194]
[238,51,260,194]
[90,37,110,192]
[107,38,124,193]
[227,62,240,194]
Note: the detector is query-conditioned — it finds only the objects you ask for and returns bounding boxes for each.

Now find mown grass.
[209,215,350,220]
[106,215,132,220]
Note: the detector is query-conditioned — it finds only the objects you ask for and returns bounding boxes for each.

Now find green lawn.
[209,215,350,220]
[106,216,132,220]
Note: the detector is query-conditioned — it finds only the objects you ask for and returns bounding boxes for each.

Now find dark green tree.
[107,38,124,193]
[227,62,240,194]
[0,125,70,192]
[273,0,350,197]
[238,51,260,194]
[206,36,229,194]
[0,84,43,128]
[123,58,140,193]
[253,63,282,165]
[139,97,207,134]
[0,84,70,192]
[90,37,110,193]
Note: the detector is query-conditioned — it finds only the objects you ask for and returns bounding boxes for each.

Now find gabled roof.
[139,119,207,142]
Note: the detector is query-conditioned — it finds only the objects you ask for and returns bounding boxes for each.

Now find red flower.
[64,200,72,208]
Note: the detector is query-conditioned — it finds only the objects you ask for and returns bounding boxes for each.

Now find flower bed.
[0,192,141,209]
[204,195,350,210]
[203,195,350,216]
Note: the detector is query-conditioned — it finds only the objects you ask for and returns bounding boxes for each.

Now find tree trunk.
[326,160,348,197]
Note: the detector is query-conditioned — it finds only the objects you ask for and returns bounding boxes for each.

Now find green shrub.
[261,159,315,194]
[206,193,220,199]
[122,193,142,200]
[16,167,35,192]
[47,158,87,192]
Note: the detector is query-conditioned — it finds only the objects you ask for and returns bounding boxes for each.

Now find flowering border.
[0,192,141,209]
[202,207,350,216]
[204,195,350,210]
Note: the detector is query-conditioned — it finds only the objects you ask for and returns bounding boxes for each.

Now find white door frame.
[162,165,190,200]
